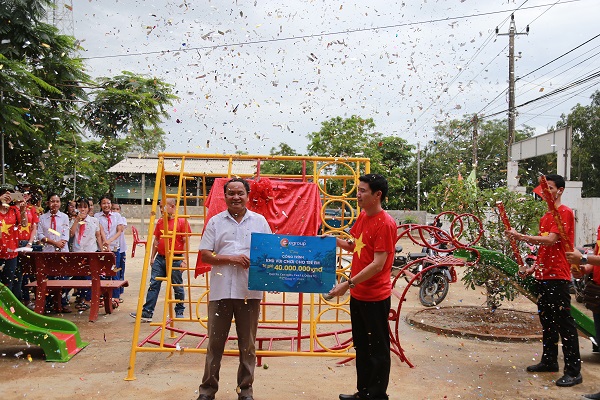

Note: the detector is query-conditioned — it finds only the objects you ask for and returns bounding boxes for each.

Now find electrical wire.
[80,0,583,61]
[517,33,600,82]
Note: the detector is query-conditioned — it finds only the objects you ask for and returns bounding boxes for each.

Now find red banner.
[195,178,323,277]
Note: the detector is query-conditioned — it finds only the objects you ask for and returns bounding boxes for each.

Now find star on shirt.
[0,221,11,235]
[353,234,365,258]
[20,223,30,234]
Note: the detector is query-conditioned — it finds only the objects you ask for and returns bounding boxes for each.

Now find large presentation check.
[248,233,337,293]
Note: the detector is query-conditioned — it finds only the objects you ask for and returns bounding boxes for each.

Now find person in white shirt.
[37,193,70,253]
[37,193,71,312]
[111,203,127,302]
[94,196,124,305]
[70,197,104,311]
[196,178,271,400]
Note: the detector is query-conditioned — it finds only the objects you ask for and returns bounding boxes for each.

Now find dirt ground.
[1,235,600,400]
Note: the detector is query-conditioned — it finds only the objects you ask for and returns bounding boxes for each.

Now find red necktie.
[78,221,85,244]
[51,214,56,230]
[106,213,111,233]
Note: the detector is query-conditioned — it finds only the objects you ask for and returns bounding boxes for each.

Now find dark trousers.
[350,296,391,400]
[0,257,18,294]
[537,280,581,376]
[199,299,260,398]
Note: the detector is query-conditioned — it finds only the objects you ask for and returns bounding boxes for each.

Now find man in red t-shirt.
[507,174,581,388]
[567,225,600,399]
[328,174,396,400]
[130,197,191,323]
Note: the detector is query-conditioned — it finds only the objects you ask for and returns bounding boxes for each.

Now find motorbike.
[572,244,595,303]
[392,227,457,307]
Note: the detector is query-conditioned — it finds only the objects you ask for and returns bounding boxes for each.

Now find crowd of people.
[0,183,127,313]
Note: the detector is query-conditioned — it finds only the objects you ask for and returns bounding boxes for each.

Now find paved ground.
[1,235,599,400]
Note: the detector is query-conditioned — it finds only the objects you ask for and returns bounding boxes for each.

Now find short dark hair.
[359,174,388,199]
[46,192,60,202]
[76,197,90,208]
[546,174,565,189]
[99,195,112,204]
[223,177,250,194]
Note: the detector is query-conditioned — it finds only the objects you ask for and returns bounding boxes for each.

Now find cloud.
[72,0,600,154]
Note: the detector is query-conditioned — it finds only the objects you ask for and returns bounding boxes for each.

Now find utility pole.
[472,114,478,170]
[416,142,421,211]
[497,14,528,188]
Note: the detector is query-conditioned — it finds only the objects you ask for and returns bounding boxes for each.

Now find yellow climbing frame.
[126,153,370,380]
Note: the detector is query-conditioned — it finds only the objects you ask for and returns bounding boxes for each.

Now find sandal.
[76,302,91,311]
[111,299,120,309]
[119,298,124,304]
[58,306,72,313]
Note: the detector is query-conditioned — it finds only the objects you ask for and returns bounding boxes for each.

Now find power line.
[483,69,600,119]
[80,0,583,61]
[516,32,600,82]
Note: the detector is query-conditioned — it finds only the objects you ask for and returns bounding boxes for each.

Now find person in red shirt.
[328,174,396,400]
[130,197,191,322]
[0,184,28,295]
[14,184,39,304]
[567,227,600,400]
[506,174,581,388]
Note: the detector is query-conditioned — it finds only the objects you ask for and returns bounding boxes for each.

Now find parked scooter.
[572,244,594,303]
[393,223,457,307]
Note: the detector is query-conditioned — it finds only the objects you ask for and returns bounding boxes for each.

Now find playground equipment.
[124,154,595,377]
[126,153,374,380]
[0,283,87,362]
[388,211,595,366]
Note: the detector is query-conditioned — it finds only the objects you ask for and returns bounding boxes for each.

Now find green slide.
[454,247,595,338]
[0,283,88,362]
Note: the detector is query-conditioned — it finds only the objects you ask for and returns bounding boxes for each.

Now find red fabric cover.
[195,177,322,277]
[535,204,574,281]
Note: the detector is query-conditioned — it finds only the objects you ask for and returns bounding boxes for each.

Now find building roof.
[107,155,258,176]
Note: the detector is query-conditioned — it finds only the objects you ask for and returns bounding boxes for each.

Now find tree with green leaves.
[261,143,305,176]
[428,176,546,309]
[557,90,600,197]
[0,0,176,200]
[307,115,379,157]
[411,117,553,213]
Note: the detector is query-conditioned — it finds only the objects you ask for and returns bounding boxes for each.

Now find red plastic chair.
[131,226,147,258]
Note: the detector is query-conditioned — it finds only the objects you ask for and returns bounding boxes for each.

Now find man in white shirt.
[196,178,271,400]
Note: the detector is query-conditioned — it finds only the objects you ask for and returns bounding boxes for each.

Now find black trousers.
[537,279,581,376]
[350,296,391,400]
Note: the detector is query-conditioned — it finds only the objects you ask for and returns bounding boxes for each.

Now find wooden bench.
[21,252,128,322]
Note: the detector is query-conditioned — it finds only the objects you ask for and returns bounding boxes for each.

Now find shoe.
[339,394,361,400]
[129,312,152,323]
[196,395,214,400]
[76,302,91,311]
[556,373,582,387]
[583,392,600,399]
[238,396,254,400]
[526,362,559,372]
[175,312,184,319]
